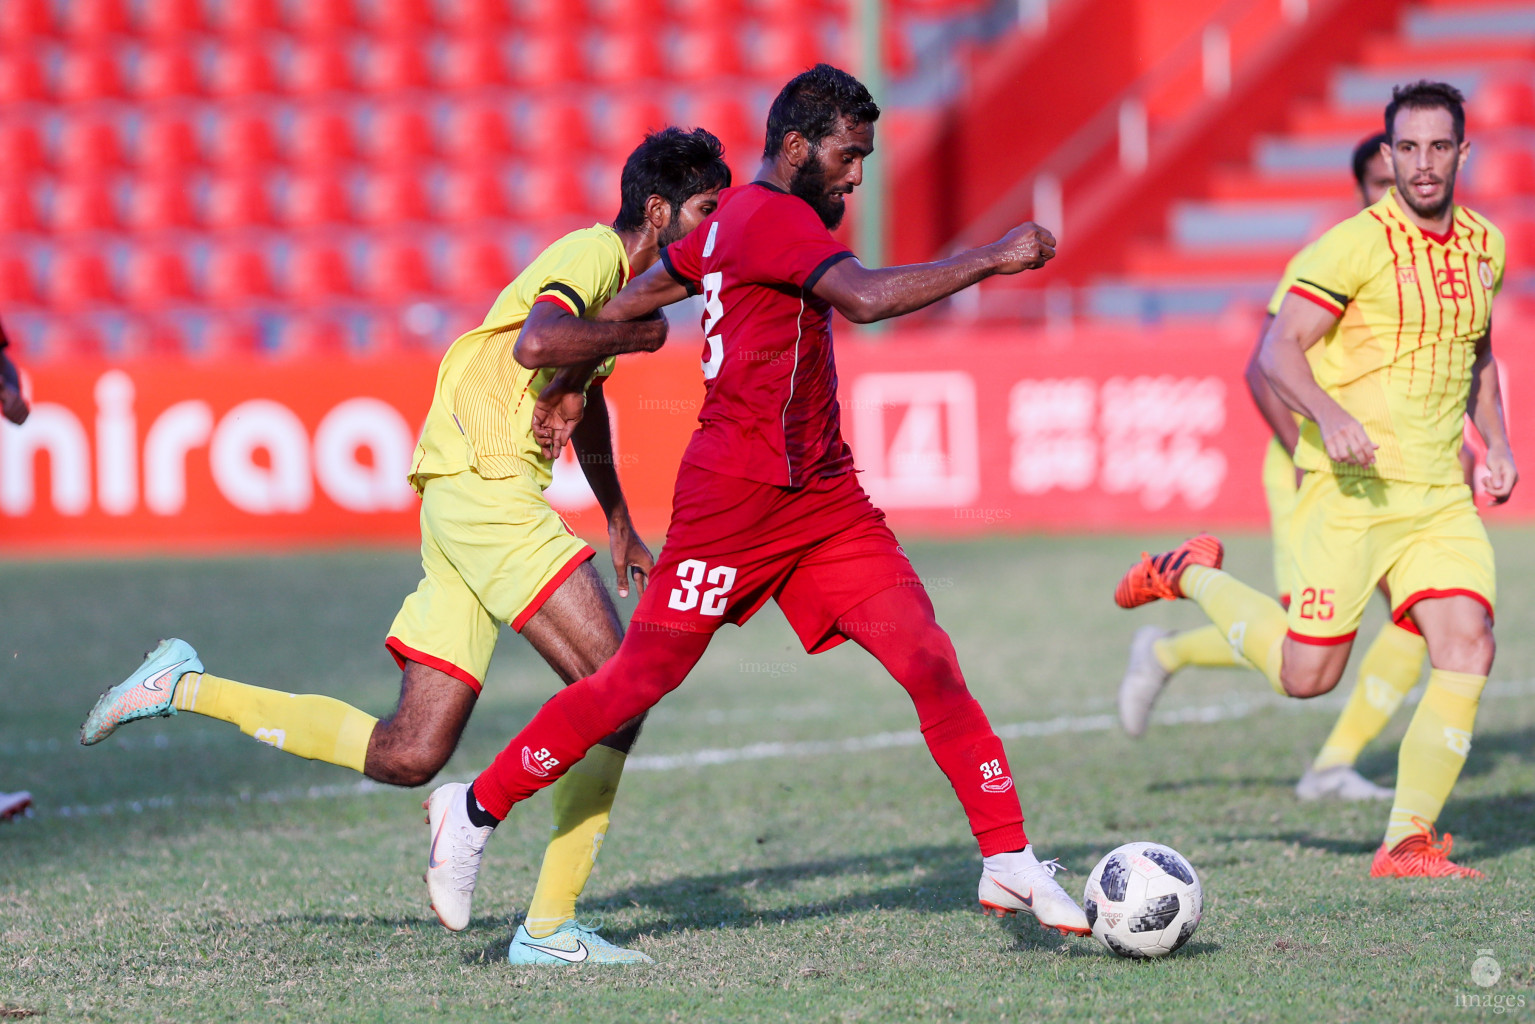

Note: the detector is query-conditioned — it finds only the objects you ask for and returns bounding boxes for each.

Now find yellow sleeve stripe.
[1288,280,1346,318]
[537,282,586,317]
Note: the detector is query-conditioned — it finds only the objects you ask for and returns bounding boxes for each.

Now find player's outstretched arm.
[570,380,654,596]
[1468,327,1518,503]
[1243,314,1300,455]
[812,222,1055,324]
[596,261,694,324]
[1258,295,1378,467]
[513,299,668,369]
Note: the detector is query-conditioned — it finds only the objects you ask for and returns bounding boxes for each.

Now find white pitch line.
[31,677,1535,820]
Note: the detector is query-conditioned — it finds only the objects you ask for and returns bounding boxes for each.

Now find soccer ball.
[1083,842,1202,959]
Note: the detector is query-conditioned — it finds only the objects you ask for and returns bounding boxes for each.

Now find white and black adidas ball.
[1083,842,1203,958]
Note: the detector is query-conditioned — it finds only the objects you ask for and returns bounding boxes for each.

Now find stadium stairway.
[1083,0,1535,323]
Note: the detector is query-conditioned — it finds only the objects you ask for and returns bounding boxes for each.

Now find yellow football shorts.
[1285,472,1495,645]
[1260,437,1299,602]
[385,470,595,693]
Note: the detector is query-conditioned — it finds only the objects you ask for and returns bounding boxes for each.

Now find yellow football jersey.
[1267,242,1315,316]
[1286,190,1503,484]
[410,225,627,492]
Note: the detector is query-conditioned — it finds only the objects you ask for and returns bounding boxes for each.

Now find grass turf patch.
[2,533,1533,1021]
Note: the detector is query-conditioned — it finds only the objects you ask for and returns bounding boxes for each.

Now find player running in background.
[1115,82,1512,879]
[79,129,731,963]
[422,64,1093,944]
[1120,134,1427,802]
[0,791,32,822]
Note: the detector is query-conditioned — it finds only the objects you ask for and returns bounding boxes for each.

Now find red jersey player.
[424,65,1091,943]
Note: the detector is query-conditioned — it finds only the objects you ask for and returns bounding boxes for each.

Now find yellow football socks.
[524,744,628,938]
[1153,624,1245,672]
[1177,565,1288,695]
[172,672,376,774]
[1312,623,1427,771]
[1385,668,1485,848]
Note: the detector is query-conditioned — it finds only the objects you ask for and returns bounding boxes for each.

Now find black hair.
[762,63,881,160]
[1384,80,1466,142]
[1351,131,1389,185]
[614,127,732,232]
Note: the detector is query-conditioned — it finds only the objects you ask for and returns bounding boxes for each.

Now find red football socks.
[471,625,712,819]
[837,586,1028,855]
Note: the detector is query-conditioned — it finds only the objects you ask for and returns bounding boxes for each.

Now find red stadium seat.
[514,160,591,219]
[518,0,592,32]
[207,43,279,97]
[442,102,515,162]
[284,172,355,225]
[0,123,46,178]
[599,95,671,155]
[366,240,436,296]
[445,238,512,298]
[751,23,824,77]
[1470,146,1535,199]
[689,94,758,168]
[368,105,437,163]
[137,115,202,174]
[126,175,199,231]
[287,242,356,300]
[205,175,276,228]
[289,110,359,170]
[137,46,203,99]
[674,26,746,81]
[0,0,54,42]
[358,169,431,224]
[370,0,440,37]
[591,32,665,85]
[56,117,127,176]
[291,41,357,95]
[290,0,360,39]
[0,183,42,232]
[670,0,747,32]
[440,168,510,222]
[440,0,514,31]
[60,0,131,41]
[124,247,197,308]
[438,36,509,91]
[525,98,595,155]
[1473,79,1535,130]
[200,316,260,358]
[210,112,280,170]
[50,179,120,234]
[0,53,49,103]
[57,48,127,101]
[511,29,589,87]
[205,245,277,305]
[50,248,117,309]
[38,318,103,361]
[0,252,42,306]
[364,39,433,93]
[214,0,284,34]
[137,0,206,39]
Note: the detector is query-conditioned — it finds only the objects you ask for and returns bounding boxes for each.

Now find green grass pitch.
[3,532,1534,1022]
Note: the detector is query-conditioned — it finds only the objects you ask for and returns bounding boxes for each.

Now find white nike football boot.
[424,782,494,932]
[0,791,33,821]
[1295,765,1393,801]
[507,921,654,965]
[978,845,1091,936]
[1119,626,1173,738]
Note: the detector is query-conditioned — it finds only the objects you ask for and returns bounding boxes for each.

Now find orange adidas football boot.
[1370,820,1484,879]
[1113,534,1225,609]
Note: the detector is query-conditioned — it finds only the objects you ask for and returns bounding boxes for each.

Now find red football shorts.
[631,462,921,654]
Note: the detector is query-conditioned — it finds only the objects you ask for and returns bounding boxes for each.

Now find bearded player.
[420,65,1092,943]
[1115,82,1512,879]
[1120,134,1428,802]
[80,128,731,963]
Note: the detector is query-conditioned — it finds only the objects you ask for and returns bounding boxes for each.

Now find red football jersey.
[660,182,856,487]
